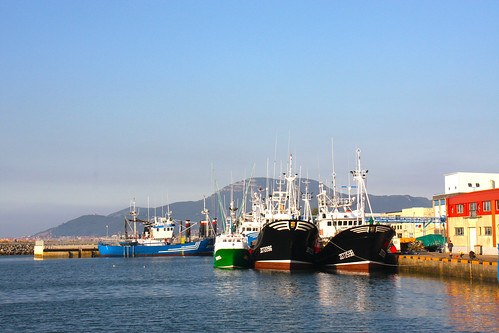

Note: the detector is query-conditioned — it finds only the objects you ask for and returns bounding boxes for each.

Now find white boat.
[237,189,266,246]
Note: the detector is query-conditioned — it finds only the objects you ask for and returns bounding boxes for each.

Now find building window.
[397,233,402,238]
[496,200,499,211]
[457,204,464,214]
[483,201,491,212]
[434,200,439,206]
[455,227,464,236]
[484,227,492,236]
[440,199,445,205]
[470,202,477,217]
[327,221,332,226]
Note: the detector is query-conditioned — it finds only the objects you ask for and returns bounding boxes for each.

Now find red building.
[446,188,499,255]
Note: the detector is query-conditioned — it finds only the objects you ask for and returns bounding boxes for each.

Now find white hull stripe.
[351,227,369,233]
[351,226,393,233]
[216,265,246,268]
[296,225,313,231]
[214,244,249,251]
[255,260,313,265]
[268,221,316,231]
[325,260,385,267]
[158,242,200,253]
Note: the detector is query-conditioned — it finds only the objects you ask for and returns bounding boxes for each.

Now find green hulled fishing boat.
[213,233,251,269]
[213,194,252,269]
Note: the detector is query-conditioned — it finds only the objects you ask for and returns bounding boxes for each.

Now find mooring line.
[327,240,402,268]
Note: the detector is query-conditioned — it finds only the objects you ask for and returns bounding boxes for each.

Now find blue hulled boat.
[98,200,216,257]
[98,238,214,257]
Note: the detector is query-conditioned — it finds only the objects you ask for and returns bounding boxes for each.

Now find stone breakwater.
[0,242,35,255]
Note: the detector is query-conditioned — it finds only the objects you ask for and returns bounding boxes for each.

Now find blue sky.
[1,1,498,237]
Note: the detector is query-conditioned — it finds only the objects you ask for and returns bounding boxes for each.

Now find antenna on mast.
[331,137,337,205]
[273,131,278,194]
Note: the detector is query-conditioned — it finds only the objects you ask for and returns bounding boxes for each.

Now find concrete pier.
[396,252,498,283]
[34,240,99,259]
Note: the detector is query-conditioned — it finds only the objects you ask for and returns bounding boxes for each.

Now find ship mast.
[350,149,368,223]
[130,199,138,238]
[201,196,210,237]
[331,138,337,207]
[229,184,238,234]
[285,154,300,218]
[302,180,312,222]
[229,198,237,234]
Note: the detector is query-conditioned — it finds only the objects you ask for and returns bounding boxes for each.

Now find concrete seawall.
[396,254,498,284]
[34,240,99,259]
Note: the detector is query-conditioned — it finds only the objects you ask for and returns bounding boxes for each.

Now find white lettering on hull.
[339,249,355,260]
[260,245,272,253]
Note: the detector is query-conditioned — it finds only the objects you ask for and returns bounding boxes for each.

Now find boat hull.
[252,219,318,270]
[98,238,214,257]
[213,248,251,269]
[315,225,396,272]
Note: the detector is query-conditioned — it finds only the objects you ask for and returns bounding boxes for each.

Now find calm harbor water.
[0,256,498,332]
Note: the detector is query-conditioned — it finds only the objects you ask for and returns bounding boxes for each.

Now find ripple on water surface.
[0,256,498,332]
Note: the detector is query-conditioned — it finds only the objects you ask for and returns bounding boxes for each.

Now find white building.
[434,172,499,218]
[444,172,499,194]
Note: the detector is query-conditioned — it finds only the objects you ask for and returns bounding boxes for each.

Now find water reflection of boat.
[315,149,396,272]
[98,200,215,257]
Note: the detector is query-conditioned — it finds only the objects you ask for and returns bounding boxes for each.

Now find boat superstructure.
[98,199,214,257]
[213,195,251,269]
[315,148,396,271]
[237,188,266,247]
[251,154,319,270]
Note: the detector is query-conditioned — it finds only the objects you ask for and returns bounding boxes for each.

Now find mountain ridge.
[34,177,433,238]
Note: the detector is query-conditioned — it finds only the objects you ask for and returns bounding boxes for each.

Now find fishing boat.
[98,200,215,257]
[251,155,319,270]
[315,148,396,271]
[213,196,252,269]
[238,188,266,247]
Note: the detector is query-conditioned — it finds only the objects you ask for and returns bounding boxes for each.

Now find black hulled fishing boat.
[251,155,319,270]
[315,148,396,272]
